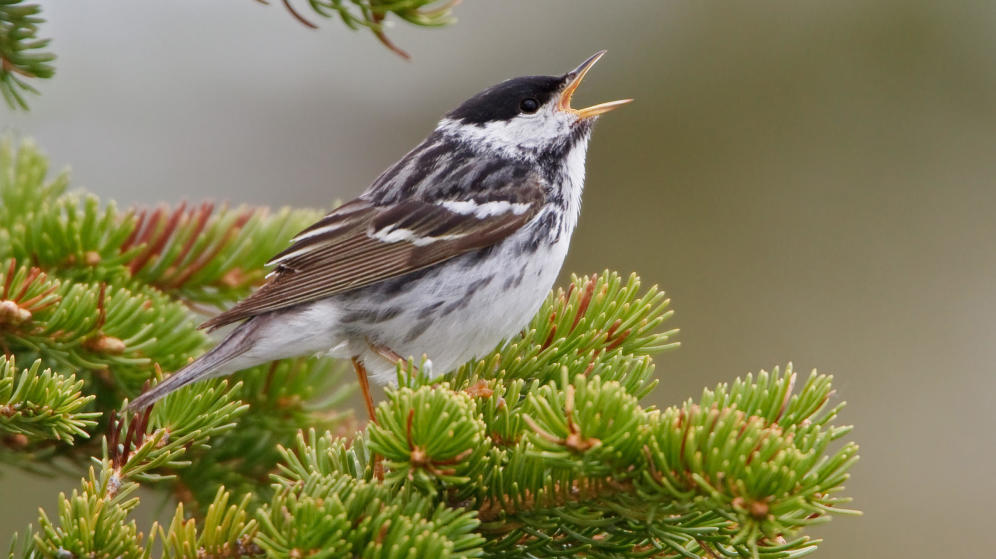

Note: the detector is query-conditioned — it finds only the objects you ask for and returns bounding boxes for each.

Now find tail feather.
[127,320,258,411]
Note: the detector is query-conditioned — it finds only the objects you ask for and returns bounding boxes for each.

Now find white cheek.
[437,112,572,157]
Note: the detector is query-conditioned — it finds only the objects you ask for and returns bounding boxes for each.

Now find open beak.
[559,50,633,119]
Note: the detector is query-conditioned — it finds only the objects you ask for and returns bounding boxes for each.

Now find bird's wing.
[200,179,546,330]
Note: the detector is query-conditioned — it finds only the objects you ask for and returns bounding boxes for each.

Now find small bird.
[128,51,631,418]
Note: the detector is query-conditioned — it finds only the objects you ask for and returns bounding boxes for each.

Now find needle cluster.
[0,137,346,502]
[0,0,53,110]
[2,139,859,559]
[271,0,458,59]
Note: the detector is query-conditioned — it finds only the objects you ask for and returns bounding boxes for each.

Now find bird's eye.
[520,98,539,113]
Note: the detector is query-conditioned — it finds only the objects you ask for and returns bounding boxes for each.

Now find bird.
[127,51,631,419]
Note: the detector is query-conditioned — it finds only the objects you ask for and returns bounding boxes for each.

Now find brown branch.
[2,259,15,299]
[12,267,41,302]
[166,207,255,289]
[571,274,597,331]
[1,56,36,78]
[281,0,318,29]
[161,202,214,286]
[479,475,629,523]
[371,27,411,60]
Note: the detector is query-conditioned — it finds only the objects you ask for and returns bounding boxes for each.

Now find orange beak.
[559,50,633,119]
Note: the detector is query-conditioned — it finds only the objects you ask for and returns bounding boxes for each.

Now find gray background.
[3,1,995,557]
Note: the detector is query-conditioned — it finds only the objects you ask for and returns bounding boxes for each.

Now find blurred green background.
[3,1,994,556]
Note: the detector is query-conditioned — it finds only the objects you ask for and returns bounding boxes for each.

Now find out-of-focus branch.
[0,0,54,110]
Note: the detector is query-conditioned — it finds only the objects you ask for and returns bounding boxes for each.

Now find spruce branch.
[35,464,147,559]
[0,0,54,110]
[3,193,136,284]
[522,372,643,475]
[0,138,68,222]
[368,385,489,494]
[21,378,247,559]
[0,138,325,404]
[449,271,678,397]
[0,257,208,394]
[0,355,99,444]
[168,357,353,509]
[470,366,860,558]
[258,470,484,558]
[0,140,359,514]
[152,487,262,559]
[1,139,321,312]
[2,138,859,559]
[262,270,856,558]
[277,0,459,59]
[120,202,321,308]
[0,0,461,110]
[265,364,857,558]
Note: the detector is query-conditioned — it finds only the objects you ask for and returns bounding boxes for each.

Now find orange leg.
[352,356,384,480]
[367,339,405,367]
[351,357,378,423]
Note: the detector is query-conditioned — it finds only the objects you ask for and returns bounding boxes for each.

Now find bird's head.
[438,51,631,161]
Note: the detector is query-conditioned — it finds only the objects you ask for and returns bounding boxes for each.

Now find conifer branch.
[0,0,461,110]
[0,355,99,444]
[260,276,858,558]
[2,138,859,559]
[448,271,679,398]
[0,257,208,394]
[287,0,459,59]
[0,139,322,312]
[120,202,321,308]
[27,378,247,559]
[153,487,262,559]
[0,139,350,479]
[166,357,354,508]
[0,0,54,110]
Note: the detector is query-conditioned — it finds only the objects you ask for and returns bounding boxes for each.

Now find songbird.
[128,51,631,418]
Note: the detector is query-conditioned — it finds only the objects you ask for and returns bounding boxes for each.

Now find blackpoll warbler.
[129,51,631,418]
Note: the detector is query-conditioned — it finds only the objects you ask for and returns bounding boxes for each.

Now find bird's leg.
[351,356,384,481]
[367,340,433,380]
[367,340,405,368]
[358,341,409,483]
[351,357,378,424]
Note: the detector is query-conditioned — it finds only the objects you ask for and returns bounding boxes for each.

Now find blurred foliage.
[0,0,459,110]
[275,0,458,59]
[0,0,54,110]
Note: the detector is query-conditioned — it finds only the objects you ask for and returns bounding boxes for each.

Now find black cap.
[447,75,565,125]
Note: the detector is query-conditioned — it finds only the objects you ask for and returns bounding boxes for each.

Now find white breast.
[259,143,590,384]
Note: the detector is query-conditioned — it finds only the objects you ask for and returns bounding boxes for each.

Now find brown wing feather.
[201,181,544,330]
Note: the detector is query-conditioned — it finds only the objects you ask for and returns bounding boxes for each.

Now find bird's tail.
[127,320,259,411]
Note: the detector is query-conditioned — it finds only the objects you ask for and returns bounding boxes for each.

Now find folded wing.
[200,179,545,330]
